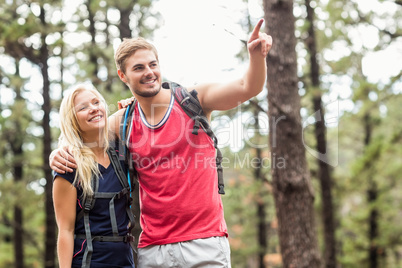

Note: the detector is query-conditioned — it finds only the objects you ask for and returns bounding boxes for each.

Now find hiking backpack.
[74,147,136,268]
[119,81,225,196]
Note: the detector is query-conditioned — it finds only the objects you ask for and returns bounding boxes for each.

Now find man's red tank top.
[127,94,228,248]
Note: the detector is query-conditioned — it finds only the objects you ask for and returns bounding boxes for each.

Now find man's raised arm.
[194,18,272,117]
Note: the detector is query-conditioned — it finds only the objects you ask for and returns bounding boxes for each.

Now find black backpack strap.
[75,234,135,243]
[107,147,130,190]
[77,148,138,267]
[107,147,136,235]
[216,146,224,194]
[81,175,98,268]
[163,81,225,194]
[163,82,205,134]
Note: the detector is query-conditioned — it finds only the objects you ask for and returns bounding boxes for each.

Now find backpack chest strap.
[74,233,135,243]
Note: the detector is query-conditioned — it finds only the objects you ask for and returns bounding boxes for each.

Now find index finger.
[249,18,264,42]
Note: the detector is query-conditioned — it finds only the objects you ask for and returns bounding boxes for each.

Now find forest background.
[0,0,401,267]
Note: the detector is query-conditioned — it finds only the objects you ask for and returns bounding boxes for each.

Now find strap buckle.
[116,188,130,199]
[84,200,93,212]
[123,234,135,243]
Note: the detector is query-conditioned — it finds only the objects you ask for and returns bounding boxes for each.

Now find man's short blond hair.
[114,37,159,74]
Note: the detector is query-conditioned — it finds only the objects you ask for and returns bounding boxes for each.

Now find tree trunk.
[39,7,56,268]
[13,201,23,268]
[42,50,56,268]
[86,0,100,88]
[119,6,134,39]
[313,96,337,267]
[263,0,321,267]
[12,89,24,268]
[363,113,379,268]
[368,184,379,268]
[9,62,24,268]
[305,1,337,267]
[253,106,268,268]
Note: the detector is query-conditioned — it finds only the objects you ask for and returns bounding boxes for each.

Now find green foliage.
[296,0,402,267]
[0,0,161,266]
[335,88,402,267]
[0,0,401,267]
[216,98,277,266]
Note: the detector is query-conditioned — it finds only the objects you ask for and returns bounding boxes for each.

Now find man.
[51,18,272,267]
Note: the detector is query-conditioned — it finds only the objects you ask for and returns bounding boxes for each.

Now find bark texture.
[264,0,322,267]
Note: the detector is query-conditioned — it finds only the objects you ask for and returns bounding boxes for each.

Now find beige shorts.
[137,236,231,268]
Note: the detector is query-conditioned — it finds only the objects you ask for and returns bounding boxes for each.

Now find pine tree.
[263,0,322,266]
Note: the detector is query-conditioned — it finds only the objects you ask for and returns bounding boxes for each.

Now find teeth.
[89,115,102,122]
[143,79,156,84]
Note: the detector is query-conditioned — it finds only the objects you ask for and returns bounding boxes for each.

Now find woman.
[52,86,135,268]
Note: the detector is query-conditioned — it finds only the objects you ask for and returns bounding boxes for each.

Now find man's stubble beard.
[132,84,161,98]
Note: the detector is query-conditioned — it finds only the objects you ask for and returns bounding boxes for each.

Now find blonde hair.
[58,86,110,198]
[114,37,159,73]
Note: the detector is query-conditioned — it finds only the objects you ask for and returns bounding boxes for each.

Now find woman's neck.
[91,146,110,167]
[91,146,105,157]
[82,137,108,160]
[82,133,106,150]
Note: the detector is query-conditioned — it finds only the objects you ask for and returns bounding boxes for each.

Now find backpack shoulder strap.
[162,81,225,194]
[107,146,136,231]
[119,102,138,189]
[107,147,130,190]
[80,175,98,267]
[120,101,137,151]
[118,103,142,253]
[76,175,98,223]
[163,81,206,135]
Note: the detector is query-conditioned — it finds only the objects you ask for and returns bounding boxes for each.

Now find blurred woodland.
[0,0,401,267]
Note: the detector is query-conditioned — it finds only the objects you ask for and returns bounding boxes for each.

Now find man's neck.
[136,89,171,125]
